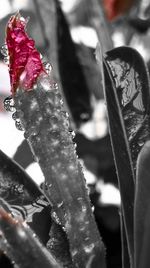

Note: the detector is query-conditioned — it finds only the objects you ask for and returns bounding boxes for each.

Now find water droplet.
[12,111,19,120]
[51,123,58,131]
[51,138,59,147]
[58,201,63,208]
[82,205,87,213]
[54,94,62,106]
[42,182,48,191]
[1,44,8,56]
[17,228,26,238]
[55,90,61,98]
[62,226,66,232]
[3,237,7,245]
[48,183,52,188]
[84,243,94,254]
[33,84,37,90]
[68,164,74,171]
[24,126,38,139]
[18,185,24,194]
[51,211,61,225]
[13,184,24,194]
[61,111,69,119]
[3,56,9,64]
[20,16,26,23]
[35,112,43,125]
[4,96,15,112]
[138,140,144,147]
[79,226,85,232]
[69,130,75,139]
[60,99,63,105]
[61,173,68,180]
[40,53,43,60]
[62,118,69,129]
[30,99,38,110]
[43,62,52,75]
[66,112,69,118]
[31,126,40,136]
[15,120,24,131]
[74,142,77,149]
[64,212,71,231]
[40,77,51,91]
[11,260,15,265]
[72,249,78,257]
[52,82,58,90]
[91,205,95,212]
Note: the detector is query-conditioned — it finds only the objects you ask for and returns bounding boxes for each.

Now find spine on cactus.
[3,13,106,267]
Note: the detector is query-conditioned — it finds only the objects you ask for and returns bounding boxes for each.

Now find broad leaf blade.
[105,46,150,171]
[102,57,135,266]
[102,46,150,266]
[0,150,51,244]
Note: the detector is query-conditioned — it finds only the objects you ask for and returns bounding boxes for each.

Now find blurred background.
[0,0,150,267]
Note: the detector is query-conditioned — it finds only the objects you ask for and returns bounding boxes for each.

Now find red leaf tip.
[6,12,45,94]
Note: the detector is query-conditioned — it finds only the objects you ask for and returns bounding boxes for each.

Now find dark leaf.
[105,46,150,172]
[0,208,60,268]
[120,213,131,268]
[0,150,51,244]
[102,46,150,267]
[0,254,13,268]
[134,141,150,268]
[56,1,93,126]
[128,18,150,33]
[101,51,135,266]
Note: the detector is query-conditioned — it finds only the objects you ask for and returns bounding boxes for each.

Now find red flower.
[6,13,45,94]
[103,0,135,21]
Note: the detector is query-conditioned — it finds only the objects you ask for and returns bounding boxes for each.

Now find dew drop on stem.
[12,111,19,120]
[138,140,144,147]
[43,62,52,75]
[1,44,8,56]
[37,74,51,91]
[4,96,15,112]
[15,120,24,131]
[71,131,76,139]
[51,210,61,225]
[52,82,58,90]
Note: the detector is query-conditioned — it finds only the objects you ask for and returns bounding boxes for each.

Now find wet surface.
[105,46,150,170]
[0,150,51,244]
